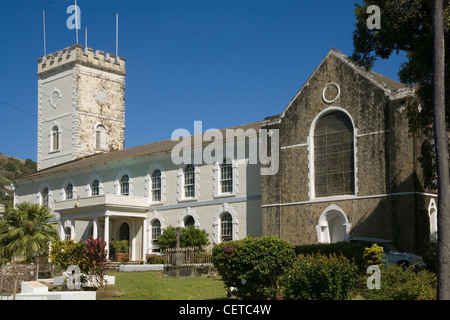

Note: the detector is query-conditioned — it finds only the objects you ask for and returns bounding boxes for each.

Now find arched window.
[51,126,60,152]
[184,215,195,228]
[64,227,72,241]
[42,188,49,207]
[220,159,233,194]
[184,165,195,198]
[120,175,129,196]
[65,184,74,200]
[152,170,162,202]
[91,180,100,196]
[220,212,233,242]
[314,111,355,198]
[151,219,161,247]
[95,125,108,150]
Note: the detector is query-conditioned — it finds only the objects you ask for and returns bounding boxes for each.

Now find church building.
[261,49,437,254]
[13,45,437,260]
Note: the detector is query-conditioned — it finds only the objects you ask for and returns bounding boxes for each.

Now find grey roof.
[15,121,263,182]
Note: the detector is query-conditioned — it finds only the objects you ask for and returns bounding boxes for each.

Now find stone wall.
[262,49,431,254]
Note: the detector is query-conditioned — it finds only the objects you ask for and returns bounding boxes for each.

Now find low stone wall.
[163,265,217,278]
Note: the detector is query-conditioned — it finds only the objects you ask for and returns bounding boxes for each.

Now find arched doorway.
[316,205,351,244]
[119,222,130,242]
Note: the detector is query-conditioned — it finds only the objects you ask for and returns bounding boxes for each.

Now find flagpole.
[43,10,47,56]
[75,0,79,44]
[116,13,119,61]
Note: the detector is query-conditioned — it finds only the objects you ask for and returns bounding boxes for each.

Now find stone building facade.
[261,49,436,254]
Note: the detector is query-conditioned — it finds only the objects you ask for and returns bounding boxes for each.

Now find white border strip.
[262,191,438,208]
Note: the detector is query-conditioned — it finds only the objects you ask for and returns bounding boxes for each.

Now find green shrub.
[146,255,164,264]
[212,236,296,300]
[294,241,366,272]
[110,240,129,253]
[361,264,436,300]
[281,253,358,300]
[363,243,385,267]
[49,239,90,273]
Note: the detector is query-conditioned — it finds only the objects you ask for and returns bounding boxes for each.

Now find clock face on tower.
[49,88,62,108]
[94,88,109,106]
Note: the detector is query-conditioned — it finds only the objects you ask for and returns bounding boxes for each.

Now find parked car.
[348,237,427,270]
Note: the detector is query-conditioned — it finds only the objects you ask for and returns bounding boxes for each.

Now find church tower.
[36,44,126,170]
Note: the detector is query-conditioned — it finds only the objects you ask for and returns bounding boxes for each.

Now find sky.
[0,0,407,162]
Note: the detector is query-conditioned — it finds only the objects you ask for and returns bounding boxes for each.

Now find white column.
[131,218,136,261]
[142,218,148,260]
[60,220,65,240]
[70,218,75,240]
[93,217,98,239]
[104,215,110,257]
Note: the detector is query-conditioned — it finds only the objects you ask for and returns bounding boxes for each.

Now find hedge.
[212,236,296,300]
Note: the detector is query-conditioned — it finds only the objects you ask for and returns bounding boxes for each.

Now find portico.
[54,194,149,261]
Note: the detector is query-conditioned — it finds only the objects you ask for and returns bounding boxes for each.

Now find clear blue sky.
[0,0,406,162]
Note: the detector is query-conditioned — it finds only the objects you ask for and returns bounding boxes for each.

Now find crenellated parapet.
[37,44,126,76]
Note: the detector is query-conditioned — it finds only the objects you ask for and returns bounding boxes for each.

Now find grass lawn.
[96,271,230,300]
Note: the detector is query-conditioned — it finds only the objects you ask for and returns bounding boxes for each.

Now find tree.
[0,202,59,263]
[156,226,210,251]
[352,0,449,299]
[432,0,450,301]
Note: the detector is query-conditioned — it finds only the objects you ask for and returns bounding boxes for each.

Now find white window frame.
[213,203,239,244]
[177,165,200,202]
[178,207,200,229]
[49,125,61,153]
[308,107,358,200]
[147,211,166,254]
[213,157,238,198]
[61,179,77,201]
[86,174,104,197]
[145,164,166,205]
[94,123,109,151]
[115,169,133,196]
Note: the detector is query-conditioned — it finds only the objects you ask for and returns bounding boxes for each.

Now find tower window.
[51,126,60,152]
[95,125,108,150]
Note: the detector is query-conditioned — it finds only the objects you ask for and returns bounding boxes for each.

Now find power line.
[0,99,37,118]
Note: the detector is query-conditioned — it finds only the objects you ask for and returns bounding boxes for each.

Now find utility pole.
[433,0,450,300]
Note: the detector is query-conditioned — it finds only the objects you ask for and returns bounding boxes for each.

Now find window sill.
[214,193,237,199]
[178,197,199,203]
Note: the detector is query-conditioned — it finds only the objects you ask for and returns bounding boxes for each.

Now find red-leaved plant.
[84,237,108,288]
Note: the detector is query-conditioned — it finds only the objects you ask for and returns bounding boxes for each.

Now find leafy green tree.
[156,226,210,251]
[0,202,59,263]
[352,0,449,299]
[180,227,210,248]
[352,0,449,190]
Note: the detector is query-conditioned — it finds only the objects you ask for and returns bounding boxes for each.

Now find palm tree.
[0,202,59,263]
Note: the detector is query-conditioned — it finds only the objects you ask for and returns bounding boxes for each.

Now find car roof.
[349,237,393,243]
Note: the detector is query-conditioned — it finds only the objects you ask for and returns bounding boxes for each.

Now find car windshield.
[377,242,398,253]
